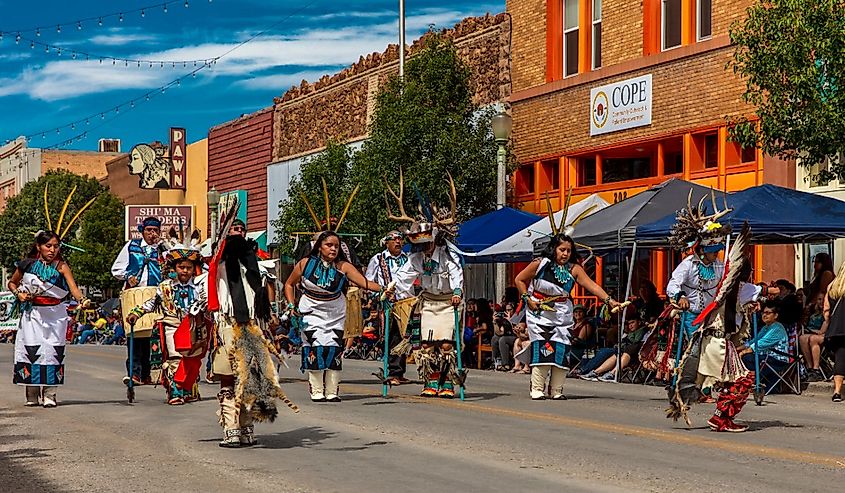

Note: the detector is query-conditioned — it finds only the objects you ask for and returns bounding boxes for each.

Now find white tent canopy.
[462,193,609,262]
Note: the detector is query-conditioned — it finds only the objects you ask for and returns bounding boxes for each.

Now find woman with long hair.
[820,263,845,402]
[808,253,835,303]
[8,231,89,407]
[285,231,391,402]
[515,234,619,400]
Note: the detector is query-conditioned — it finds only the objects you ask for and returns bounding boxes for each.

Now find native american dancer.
[665,194,761,433]
[366,230,415,385]
[514,193,619,400]
[208,200,297,448]
[385,170,466,398]
[128,231,210,405]
[112,216,168,386]
[285,230,390,402]
[9,187,96,407]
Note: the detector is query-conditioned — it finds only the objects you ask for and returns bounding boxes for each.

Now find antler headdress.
[384,168,458,243]
[300,178,360,234]
[669,189,732,252]
[43,183,98,241]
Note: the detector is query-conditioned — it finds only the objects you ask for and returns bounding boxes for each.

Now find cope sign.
[590,74,652,136]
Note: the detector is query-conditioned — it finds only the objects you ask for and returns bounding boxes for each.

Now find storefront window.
[740,145,756,164]
[578,157,597,186]
[564,0,580,76]
[603,157,652,183]
[662,0,682,50]
[516,164,536,195]
[541,158,561,191]
[703,133,718,168]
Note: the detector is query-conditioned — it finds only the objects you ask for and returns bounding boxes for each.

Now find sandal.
[168,397,185,405]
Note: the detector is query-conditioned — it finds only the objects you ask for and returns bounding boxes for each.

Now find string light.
[56,25,61,34]
[98,18,103,27]
[184,0,189,7]
[119,13,124,22]
[163,4,168,13]
[141,9,145,17]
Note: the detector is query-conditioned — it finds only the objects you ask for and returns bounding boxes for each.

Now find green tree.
[0,170,125,291]
[728,0,845,180]
[348,32,511,257]
[73,192,126,292]
[271,141,357,257]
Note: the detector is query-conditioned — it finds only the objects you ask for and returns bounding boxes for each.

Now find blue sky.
[0,0,502,150]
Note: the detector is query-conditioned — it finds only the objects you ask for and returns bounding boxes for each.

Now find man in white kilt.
[385,170,464,398]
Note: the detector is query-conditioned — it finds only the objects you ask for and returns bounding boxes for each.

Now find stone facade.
[271,13,513,162]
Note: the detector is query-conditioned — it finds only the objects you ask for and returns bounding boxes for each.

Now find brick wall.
[271,13,512,162]
[603,0,643,67]
[41,149,120,180]
[511,45,749,162]
[102,155,159,206]
[207,108,274,232]
[507,0,546,92]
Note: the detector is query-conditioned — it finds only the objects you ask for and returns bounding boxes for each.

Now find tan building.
[0,137,122,212]
[506,0,795,292]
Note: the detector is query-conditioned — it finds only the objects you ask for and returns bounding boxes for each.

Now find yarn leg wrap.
[714,373,754,420]
[530,366,550,398]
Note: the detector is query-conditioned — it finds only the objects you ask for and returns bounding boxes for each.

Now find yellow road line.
[72,347,845,469]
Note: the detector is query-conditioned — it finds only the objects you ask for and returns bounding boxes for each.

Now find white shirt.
[111,239,162,287]
[667,254,725,313]
[365,249,413,300]
[393,245,463,296]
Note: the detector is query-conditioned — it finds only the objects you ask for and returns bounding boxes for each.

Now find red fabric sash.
[207,237,226,312]
[32,296,62,306]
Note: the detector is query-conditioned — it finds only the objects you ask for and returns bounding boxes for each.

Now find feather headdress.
[42,182,98,242]
[300,178,360,234]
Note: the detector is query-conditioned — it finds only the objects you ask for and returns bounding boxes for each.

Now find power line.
[27,0,324,149]
[1,1,207,35]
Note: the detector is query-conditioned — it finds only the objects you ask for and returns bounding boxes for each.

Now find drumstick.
[610,300,633,313]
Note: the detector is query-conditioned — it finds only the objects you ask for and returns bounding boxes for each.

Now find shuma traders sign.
[124,205,194,241]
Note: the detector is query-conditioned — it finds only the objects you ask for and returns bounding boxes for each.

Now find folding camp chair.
[818,346,836,382]
[761,326,802,396]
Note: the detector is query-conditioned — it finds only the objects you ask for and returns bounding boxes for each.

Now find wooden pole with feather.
[43,183,52,232]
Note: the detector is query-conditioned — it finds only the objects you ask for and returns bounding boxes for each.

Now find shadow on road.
[0,409,65,492]
[747,420,804,431]
[56,399,134,407]
[198,426,338,450]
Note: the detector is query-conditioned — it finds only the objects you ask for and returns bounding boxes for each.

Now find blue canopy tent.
[636,184,845,246]
[452,206,541,263]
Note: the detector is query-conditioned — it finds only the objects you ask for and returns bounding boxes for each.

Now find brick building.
[207,108,274,234]
[506,0,794,293]
[265,14,512,245]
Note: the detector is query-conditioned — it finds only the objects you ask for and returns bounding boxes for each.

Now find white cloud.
[89,33,158,46]
[0,7,487,101]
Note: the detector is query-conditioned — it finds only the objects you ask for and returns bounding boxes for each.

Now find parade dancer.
[10,188,95,407]
[514,195,618,400]
[208,200,297,448]
[387,170,465,398]
[285,230,391,402]
[112,217,167,386]
[127,231,210,405]
[664,194,760,432]
[366,230,415,385]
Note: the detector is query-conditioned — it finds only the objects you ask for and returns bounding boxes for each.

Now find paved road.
[1,344,843,493]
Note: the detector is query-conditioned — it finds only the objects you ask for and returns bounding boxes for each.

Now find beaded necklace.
[314,258,337,289]
[697,262,716,282]
[552,262,573,286]
[31,259,60,284]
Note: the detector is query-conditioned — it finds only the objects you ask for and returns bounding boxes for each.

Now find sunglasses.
[231,226,245,232]
[762,310,775,314]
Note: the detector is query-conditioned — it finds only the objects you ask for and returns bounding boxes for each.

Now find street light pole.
[207,186,221,248]
[491,106,513,304]
[399,0,405,79]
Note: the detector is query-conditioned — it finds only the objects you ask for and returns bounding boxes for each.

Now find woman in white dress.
[284,231,390,402]
[8,231,89,408]
[515,234,619,400]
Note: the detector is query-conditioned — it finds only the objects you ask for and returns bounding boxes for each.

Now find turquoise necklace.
[314,258,337,289]
[423,256,439,276]
[552,263,573,285]
[31,259,60,284]
[697,262,716,281]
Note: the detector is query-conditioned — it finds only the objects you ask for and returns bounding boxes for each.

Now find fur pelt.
[666,331,703,427]
[414,346,439,381]
[229,322,299,421]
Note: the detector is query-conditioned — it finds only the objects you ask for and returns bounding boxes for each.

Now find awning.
[452,207,541,263]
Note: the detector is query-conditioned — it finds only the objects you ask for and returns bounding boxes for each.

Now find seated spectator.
[491,305,516,371]
[465,298,493,368]
[580,313,648,382]
[637,280,664,323]
[511,322,530,374]
[738,302,789,390]
[567,305,595,367]
[78,314,107,344]
[104,317,126,345]
[801,292,827,382]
